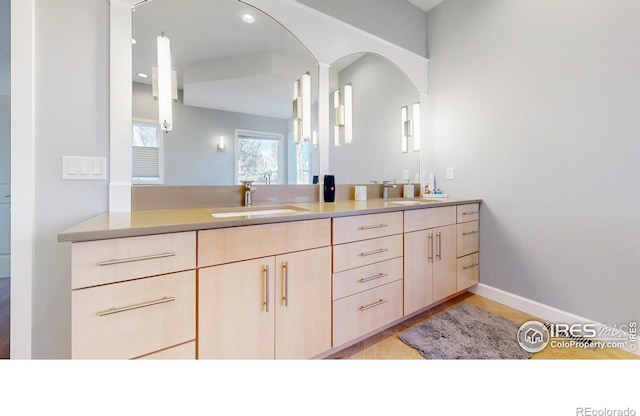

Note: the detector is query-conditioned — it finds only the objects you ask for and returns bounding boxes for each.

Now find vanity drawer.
[332,234,403,273]
[333,257,403,300]
[332,212,403,245]
[457,203,480,223]
[333,280,403,347]
[457,221,479,257]
[198,219,330,267]
[71,231,196,289]
[404,206,456,233]
[72,270,196,359]
[136,341,196,360]
[457,253,479,291]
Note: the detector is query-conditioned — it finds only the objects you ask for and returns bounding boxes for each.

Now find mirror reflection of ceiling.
[132,0,317,119]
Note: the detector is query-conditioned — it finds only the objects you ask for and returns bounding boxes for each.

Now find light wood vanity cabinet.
[67,200,480,359]
[331,212,404,347]
[404,207,457,315]
[403,203,481,316]
[197,219,332,359]
[456,203,480,291]
[71,232,197,359]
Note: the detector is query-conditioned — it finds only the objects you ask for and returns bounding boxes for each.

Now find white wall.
[426,0,640,325]
[298,0,428,57]
[30,0,110,358]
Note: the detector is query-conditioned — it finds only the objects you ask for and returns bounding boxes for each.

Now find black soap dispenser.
[324,175,336,203]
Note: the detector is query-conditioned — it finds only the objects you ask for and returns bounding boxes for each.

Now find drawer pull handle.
[463,263,479,270]
[428,233,433,262]
[462,211,479,215]
[282,261,289,307]
[436,232,442,260]
[98,296,175,317]
[263,265,270,312]
[359,299,388,311]
[360,248,388,257]
[359,224,388,230]
[97,252,176,266]
[462,230,479,236]
[359,273,388,283]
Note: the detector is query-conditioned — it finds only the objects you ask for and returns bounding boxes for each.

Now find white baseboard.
[469,283,639,357]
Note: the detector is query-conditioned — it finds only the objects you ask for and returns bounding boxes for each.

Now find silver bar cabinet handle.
[263,265,270,312]
[359,224,388,230]
[282,261,289,307]
[463,263,479,270]
[359,299,388,311]
[462,230,479,236]
[436,232,442,260]
[359,273,388,283]
[98,296,175,317]
[462,211,479,215]
[360,248,388,257]
[428,233,433,261]
[98,252,176,266]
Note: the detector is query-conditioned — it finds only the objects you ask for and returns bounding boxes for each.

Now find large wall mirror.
[329,52,420,184]
[131,0,319,186]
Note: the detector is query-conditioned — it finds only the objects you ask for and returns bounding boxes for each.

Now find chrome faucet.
[264,172,271,185]
[242,181,256,206]
[382,180,397,199]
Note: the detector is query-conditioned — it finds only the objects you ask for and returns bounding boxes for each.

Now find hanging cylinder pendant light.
[412,102,421,152]
[343,83,353,145]
[157,32,173,132]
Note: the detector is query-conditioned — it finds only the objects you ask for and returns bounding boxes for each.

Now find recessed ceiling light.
[242,14,255,23]
[137,72,148,78]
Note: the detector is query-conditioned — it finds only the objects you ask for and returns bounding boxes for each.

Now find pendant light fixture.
[401,102,421,153]
[156,32,173,132]
[333,83,353,146]
[293,72,311,143]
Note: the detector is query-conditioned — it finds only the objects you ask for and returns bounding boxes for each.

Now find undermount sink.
[389,198,443,205]
[209,205,309,218]
[389,200,424,205]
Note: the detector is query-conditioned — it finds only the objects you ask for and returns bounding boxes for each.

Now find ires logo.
[518,320,637,353]
[546,323,597,338]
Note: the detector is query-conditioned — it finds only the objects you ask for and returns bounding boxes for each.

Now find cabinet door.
[432,224,457,302]
[198,257,275,359]
[72,270,195,359]
[403,229,433,315]
[275,247,332,359]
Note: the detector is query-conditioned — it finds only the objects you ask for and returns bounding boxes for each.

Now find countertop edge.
[58,198,483,243]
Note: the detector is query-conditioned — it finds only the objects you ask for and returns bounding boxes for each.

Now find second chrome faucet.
[241,181,257,206]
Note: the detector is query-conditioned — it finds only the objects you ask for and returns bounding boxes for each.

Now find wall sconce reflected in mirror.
[293,72,311,143]
[152,32,178,132]
[401,102,420,153]
[217,136,225,151]
[333,83,353,147]
[312,130,318,148]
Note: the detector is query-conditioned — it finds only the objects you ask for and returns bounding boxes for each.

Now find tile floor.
[326,292,638,359]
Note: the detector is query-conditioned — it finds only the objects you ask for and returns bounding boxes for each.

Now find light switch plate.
[62,156,107,180]
[446,167,455,180]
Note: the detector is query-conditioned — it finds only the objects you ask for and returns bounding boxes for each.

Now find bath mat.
[399,302,532,359]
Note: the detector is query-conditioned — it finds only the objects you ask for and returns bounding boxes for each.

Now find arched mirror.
[329,52,420,184]
[131,0,319,186]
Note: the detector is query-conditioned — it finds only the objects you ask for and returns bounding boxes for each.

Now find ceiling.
[407,0,444,13]
[132,0,316,119]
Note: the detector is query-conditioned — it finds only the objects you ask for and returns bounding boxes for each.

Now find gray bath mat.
[399,302,532,359]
